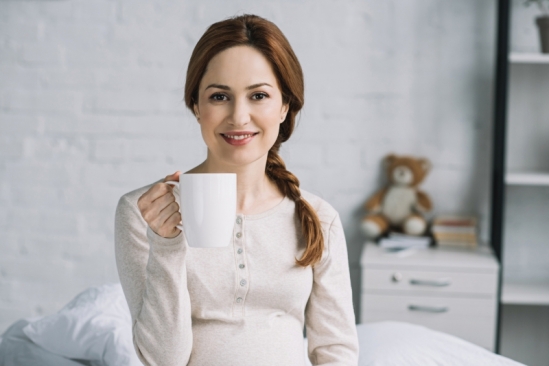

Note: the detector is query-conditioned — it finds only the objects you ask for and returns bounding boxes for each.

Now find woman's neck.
[185,155,284,215]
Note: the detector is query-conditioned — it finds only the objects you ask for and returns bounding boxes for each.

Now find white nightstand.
[360,242,500,351]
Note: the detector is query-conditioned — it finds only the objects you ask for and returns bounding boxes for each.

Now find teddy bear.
[361,154,433,239]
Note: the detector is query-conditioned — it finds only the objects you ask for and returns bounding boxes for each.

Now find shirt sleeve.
[114,193,193,366]
[305,213,360,365]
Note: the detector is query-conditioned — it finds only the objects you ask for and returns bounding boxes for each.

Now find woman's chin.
[215,151,265,168]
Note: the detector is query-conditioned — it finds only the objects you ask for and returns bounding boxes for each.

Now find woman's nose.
[228,98,250,126]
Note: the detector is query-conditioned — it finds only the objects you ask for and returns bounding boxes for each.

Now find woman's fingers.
[154,210,182,239]
[150,192,177,224]
[166,209,183,231]
[156,201,179,228]
[138,182,171,211]
[137,172,183,238]
[163,170,182,183]
[148,200,181,238]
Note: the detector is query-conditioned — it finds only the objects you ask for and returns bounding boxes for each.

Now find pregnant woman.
[114,14,358,366]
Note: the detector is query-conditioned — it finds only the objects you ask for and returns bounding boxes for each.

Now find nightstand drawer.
[361,293,497,317]
[361,293,497,350]
[362,268,497,296]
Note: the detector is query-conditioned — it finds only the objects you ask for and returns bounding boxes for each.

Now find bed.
[0,283,524,366]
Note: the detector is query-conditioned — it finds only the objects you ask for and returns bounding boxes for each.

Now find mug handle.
[165,181,184,231]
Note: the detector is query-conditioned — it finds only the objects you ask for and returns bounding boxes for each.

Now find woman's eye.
[210,93,228,101]
[252,93,268,100]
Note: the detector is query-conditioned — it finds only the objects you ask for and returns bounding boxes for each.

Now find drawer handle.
[409,278,452,287]
[408,304,449,313]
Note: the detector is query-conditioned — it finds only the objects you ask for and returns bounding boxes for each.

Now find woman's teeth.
[224,134,254,140]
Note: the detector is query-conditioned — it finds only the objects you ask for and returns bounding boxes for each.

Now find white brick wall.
[0,0,498,332]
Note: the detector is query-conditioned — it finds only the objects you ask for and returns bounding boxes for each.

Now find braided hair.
[184,14,324,267]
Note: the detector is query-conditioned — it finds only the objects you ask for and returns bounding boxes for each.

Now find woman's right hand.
[137,171,182,239]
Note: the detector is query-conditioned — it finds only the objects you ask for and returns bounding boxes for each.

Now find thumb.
[173,171,182,182]
[164,170,182,182]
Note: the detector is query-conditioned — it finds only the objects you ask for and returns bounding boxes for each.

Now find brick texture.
[0,0,499,332]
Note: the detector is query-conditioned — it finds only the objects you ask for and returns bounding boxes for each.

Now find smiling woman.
[114,13,359,366]
[191,46,288,161]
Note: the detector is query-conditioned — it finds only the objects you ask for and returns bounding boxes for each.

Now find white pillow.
[0,318,90,366]
[22,283,140,366]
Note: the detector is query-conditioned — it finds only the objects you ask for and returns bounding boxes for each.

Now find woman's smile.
[220,131,260,146]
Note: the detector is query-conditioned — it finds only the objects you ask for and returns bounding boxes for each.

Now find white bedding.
[0,283,525,366]
[0,318,92,366]
[356,321,523,366]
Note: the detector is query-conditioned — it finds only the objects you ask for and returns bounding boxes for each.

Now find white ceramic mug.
[166,173,237,248]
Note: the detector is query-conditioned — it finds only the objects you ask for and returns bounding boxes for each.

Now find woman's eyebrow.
[205,82,273,91]
[246,82,272,90]
[205,83,230,91]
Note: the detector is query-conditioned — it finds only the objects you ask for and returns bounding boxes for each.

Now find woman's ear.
[193,103,200,121]
[280,103,289,123]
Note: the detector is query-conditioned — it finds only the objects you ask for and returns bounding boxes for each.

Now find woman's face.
[193,45,289,168]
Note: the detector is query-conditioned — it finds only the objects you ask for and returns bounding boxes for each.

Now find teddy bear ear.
[384,154,397,167]
[419,158,432,173]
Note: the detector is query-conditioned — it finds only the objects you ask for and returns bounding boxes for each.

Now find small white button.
[236,297,243,303]
[240,279,247,286]
[236,232,242,238]
[237,248,243,254]
[239,264,245,269]
[236,217,242,224]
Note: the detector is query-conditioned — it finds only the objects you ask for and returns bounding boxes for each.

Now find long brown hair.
[184,14,323,267]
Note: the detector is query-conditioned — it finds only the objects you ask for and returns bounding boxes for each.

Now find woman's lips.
[221,132,258,146]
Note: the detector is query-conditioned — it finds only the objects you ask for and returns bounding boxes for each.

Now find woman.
[114,14,359,366]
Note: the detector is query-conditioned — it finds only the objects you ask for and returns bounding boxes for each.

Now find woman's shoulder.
[300,189,339,225]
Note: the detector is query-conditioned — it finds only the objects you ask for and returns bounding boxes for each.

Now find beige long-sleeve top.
[114,179,359,366]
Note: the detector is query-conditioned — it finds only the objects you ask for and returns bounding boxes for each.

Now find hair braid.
[266,146,324,267]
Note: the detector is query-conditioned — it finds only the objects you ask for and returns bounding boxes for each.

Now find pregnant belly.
[188,315,306,366]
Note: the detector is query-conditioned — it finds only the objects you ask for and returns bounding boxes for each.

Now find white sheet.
[353,321,524,366]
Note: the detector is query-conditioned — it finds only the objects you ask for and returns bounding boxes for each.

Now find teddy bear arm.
[415,190,433,212]
[365,188,387,213]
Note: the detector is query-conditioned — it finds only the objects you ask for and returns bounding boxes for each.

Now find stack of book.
[431,215,477,248]
[378,232,431,249]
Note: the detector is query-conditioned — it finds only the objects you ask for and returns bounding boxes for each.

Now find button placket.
[233,215,249,315]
